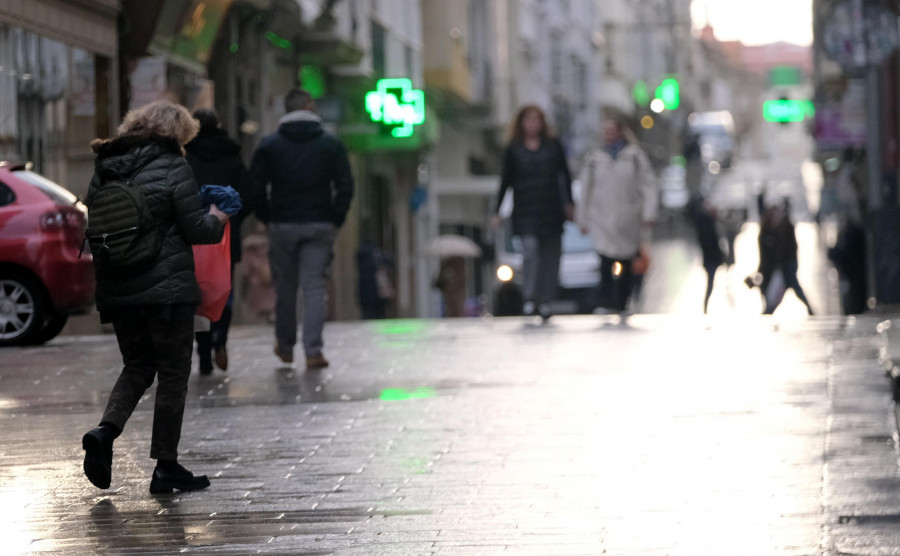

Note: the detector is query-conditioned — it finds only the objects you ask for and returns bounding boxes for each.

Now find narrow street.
[2,312,899,554]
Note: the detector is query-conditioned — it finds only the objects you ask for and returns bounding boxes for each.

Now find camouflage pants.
[101,309,194,460]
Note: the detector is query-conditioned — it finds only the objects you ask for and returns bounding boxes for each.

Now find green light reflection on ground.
[380,387,436,401]
[373,319,428,336]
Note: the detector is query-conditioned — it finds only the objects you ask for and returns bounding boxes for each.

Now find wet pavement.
[3,314,900,555]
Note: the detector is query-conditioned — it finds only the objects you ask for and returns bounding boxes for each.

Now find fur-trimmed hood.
[91,134,183,182]
[91,134,182,158]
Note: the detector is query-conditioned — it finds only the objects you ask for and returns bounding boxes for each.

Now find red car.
[0,162,94,346]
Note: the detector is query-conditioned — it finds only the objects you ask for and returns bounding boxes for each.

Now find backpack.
[82,164,161,276]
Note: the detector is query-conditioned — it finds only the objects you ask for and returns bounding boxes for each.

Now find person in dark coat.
[249,88,354,370]
[185,109,253,374]
[687,196,725,313]
[492,104,573,320]
[434,256,467,318]
[81,101,228,494]
[755,198,814,315]
[828,216,867,314]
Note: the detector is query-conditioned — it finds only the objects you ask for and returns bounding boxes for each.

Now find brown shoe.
[274,344,294,364]
[305,353,329,370]
[214,346,228,371]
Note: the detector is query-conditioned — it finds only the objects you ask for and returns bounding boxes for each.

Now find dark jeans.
[599,255,634,312]
[703,262,720,313]
[101,307,194,460]
[520,234,562,305]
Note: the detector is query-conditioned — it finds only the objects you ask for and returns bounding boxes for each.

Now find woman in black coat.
[687,196,725,313]
[492,105,573,320]
[81,101,228,494]
[185,109,253,374]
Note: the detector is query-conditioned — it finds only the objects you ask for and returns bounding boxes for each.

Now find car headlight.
[497,265,514,282]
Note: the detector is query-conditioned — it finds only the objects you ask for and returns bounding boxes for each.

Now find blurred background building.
[9,0,900,326]
[0,0,119,198]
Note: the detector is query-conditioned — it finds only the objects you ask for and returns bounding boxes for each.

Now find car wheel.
[0,275,47,346]
[29,313,69,345]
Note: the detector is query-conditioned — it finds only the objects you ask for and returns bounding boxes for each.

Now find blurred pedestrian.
[828,216,867,314]
[754,198,814,315]
[185,109,253,375]
[249,88,354,369]
[687,196,725,313]
[239,223,276,321]
[492,105,574,320]
[81,101,228,494]
[576,113,657,317]
[357,239,393,319]
[434,256,467,317]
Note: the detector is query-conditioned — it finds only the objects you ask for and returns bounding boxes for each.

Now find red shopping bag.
[193,221,231,321]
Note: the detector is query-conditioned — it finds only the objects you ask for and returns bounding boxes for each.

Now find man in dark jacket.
[185,109,253,374]
[249,88,354,369]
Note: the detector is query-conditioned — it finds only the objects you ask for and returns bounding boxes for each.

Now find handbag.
[633,245,651,275]
[193,221,232,321]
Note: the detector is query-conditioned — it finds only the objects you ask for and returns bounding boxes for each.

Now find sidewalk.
[2,313,900,554]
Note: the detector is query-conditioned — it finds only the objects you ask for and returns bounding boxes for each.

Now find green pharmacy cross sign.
[365,78,425,138]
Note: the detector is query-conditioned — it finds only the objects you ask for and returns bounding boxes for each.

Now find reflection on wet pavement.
[0,316,898,553]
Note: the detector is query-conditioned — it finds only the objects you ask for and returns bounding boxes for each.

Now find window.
[550,32,563,85]
[404,45,414,79]
[12,170,78,206]
[0,182,15,207]
[573,58,587,108]
[371,21,386,76]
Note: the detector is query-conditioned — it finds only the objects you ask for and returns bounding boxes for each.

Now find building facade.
[0,0,120,197]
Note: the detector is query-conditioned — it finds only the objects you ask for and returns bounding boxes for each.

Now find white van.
[689,110,736,169]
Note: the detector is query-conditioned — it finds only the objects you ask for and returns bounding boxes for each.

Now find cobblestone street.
[2,315,900,554]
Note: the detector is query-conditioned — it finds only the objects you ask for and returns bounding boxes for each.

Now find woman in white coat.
[576,115,657,314]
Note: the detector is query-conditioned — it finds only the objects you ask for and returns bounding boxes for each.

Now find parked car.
[0,162,94,345]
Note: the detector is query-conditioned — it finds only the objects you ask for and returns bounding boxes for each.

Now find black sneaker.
[538,303,552,322]
[82,427,114,489]
[149,463,210,494]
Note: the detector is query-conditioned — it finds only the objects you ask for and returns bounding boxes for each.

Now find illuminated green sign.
[632,80,650,107]
[300,66,326,99]
[768,65,802,87]
[763,99,815,123]
[365,78,426,138]
[655,77,680,110]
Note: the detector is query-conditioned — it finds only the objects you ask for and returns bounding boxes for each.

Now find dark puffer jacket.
[249,111,354,226]
[495,138,573,237]
[185,127,253,263]
[87,134,224,313]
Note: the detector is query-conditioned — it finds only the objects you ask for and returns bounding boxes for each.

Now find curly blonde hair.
[117,101,200,146]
